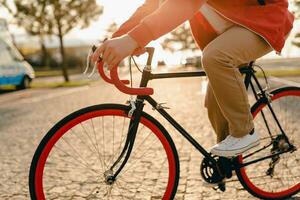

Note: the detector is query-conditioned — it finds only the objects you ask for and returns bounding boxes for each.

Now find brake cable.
[131,56,143,73]
[253,63,270,90]
[129,56,133,88]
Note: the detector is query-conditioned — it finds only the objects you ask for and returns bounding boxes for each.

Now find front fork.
[104,97,145,184]
[105,64,153,183]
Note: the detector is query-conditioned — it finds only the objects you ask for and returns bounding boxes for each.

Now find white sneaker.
[210,131,260,157]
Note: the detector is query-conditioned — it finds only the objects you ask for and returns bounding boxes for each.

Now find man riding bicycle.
[91,0,294,157]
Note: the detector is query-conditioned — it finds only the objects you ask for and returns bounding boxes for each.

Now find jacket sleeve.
[112,0,159,38]
[128,0,205,47]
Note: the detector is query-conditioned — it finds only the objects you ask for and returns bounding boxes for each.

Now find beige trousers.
[202,25,272,143]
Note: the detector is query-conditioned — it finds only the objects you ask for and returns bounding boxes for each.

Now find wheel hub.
[104,169,115,185]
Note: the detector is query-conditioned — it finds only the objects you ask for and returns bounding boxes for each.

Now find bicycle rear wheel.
[29,104,179,200]
[236,86,300,199]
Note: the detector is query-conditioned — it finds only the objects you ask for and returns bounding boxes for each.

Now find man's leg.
[205,83,229,143]
[202,25,272,156]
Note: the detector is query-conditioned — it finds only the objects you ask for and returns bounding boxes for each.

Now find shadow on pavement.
[0,89,16,95]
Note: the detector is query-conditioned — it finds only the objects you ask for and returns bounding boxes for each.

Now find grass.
[0,85,15,90]
[35,69,82,77]
[1,68,299,91]
[30,80,92,89]
[0,80,92,90]
[31,68,300,89]
[255,68,300,77]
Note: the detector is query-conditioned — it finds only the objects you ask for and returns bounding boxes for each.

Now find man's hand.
[92,34,139,70]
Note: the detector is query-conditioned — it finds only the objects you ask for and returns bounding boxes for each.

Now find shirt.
[200,3,234,34]
[160,0,233,35]
[112,0,294,52]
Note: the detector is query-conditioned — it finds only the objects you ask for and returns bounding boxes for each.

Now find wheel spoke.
[238,89,300,198]
[33,106,178,200]
[90,118,106,171]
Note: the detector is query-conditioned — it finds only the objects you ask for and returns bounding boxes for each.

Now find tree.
[162,23,198,53]
[102,22,118,41]
[1,0,103,82]
[1,0,52,67]
[47,0,103,82]
[292,0,300,48]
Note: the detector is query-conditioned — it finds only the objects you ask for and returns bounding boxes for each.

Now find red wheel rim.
[238,90,300,199]
[34,109,177,200]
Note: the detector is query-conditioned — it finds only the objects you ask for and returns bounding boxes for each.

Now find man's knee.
[201,48,216,71]
[202,47,237,72]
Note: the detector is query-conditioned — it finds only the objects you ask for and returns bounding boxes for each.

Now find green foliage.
[162,23,198,52]
[2,0,103,37]
[292,0,300,48]
[1,1,48,36]
[46,0,103,36]
[102,22,118,40]
[1,0,103,82]
[292,0,300,18]
[293,33,300,48]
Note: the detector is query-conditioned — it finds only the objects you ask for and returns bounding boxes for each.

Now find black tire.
[236,86,300,199]
[17,75,30,90]
[29,104,180,200]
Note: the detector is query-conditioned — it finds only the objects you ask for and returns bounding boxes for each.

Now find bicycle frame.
[110,61,292,180]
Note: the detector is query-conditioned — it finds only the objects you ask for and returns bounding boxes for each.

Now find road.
[0,72,299,199]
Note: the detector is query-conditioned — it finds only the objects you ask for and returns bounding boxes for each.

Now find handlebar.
[97,61,130,85]
[97,47,155,96]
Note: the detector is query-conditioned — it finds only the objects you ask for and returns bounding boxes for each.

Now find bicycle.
[29,47,300,199]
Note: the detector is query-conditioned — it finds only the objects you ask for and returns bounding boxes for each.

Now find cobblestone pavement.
[0,74,299,200]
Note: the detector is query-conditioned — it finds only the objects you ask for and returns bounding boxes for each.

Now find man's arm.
[112,0,159,38]
[92,0,205,67]
[128,0,205,47]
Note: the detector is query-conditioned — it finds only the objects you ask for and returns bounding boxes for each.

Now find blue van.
[0,40,35,89]
[0,19,35,89]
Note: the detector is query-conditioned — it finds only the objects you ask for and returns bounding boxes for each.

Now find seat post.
[243,61,255,90]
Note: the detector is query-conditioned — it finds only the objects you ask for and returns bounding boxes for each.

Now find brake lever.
[83,45,98,78]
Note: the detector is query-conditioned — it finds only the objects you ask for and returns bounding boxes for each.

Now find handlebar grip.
[110,66,154,95]
[97,61,129,85]
[95,45,154,95]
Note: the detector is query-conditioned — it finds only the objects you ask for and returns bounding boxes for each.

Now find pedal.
[218,157,233,178]
[212,182,226,192]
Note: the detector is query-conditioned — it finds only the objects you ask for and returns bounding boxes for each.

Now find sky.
[0,0,300,65]
[68,0,145,40]
[0,0,144,40]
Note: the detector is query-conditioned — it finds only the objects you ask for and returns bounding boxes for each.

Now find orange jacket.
[112,0,294,53]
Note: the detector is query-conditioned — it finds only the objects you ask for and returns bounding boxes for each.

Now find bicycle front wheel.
[29,104,179,200]
[236,86,300,199]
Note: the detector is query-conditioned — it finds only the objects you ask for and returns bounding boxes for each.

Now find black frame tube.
[150,71,206,80]
[237,149,289,168]
[112,67,151,177]
[112,62,290,178]
[145,96,215,162]
[251,73,290,142]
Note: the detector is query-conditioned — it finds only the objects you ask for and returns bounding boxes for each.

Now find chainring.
[200,156,225,184]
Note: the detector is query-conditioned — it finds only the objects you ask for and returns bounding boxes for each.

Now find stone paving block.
[0,77,299,199]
